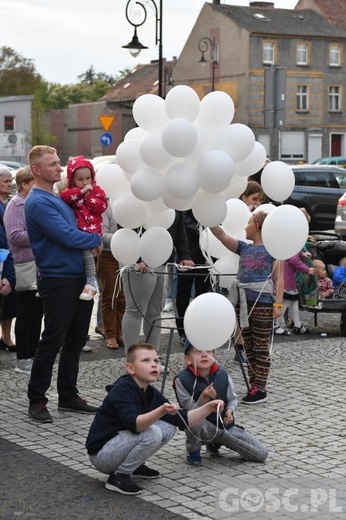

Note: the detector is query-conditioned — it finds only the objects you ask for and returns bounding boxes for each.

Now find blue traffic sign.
[100,132,113,146]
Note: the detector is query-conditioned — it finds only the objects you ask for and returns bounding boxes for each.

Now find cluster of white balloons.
[97,85,269,269]
[96,85,309,350]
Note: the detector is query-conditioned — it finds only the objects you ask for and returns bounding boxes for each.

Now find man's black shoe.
[28,403,53,423]
[132,464,160,479]
[105,473,142,495]
[58,396,97,414]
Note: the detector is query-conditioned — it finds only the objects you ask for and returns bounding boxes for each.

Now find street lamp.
[122,0,163,98]
[198,36,219,92]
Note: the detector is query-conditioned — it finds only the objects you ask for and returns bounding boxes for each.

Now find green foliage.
[0,46,42,96]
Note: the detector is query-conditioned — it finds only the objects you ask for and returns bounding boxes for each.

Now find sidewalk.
[1,304,346,519]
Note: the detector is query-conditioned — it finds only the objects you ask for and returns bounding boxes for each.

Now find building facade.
[0,95,34,163]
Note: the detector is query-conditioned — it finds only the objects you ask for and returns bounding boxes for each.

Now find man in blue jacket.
[25,145,102,423]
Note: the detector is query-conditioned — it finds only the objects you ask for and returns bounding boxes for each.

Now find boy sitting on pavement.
[85,342,224,496]
[173,339,268,466]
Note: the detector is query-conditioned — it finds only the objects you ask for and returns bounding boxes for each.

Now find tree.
[0,46,42,96]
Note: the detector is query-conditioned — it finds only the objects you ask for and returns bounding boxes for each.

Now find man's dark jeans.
[28,277,93,405]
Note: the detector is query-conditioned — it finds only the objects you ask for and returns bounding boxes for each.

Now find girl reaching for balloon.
[210,211,284,405]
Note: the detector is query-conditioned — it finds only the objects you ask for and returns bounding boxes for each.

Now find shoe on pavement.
[163,300,173,312]
[206,443,222,458]
[28,403,53,423]
[105,473,142,495]
[81,345,92,352]
[79,284,97,301]
[185,450,202,466]
[132,464,160,479]
[58,395,97,414]
[242,384,267,405]
[274,327,291,335]
[94,326,106,338]
[293,326,309,334]
[15,358,33,374]
[159,357,170,374]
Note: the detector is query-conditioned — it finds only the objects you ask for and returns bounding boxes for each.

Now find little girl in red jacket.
[61,156,108,300]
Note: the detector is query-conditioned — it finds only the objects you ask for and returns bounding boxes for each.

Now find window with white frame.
[329,44,342,67]
[296,43,309,66]
[328,86,342,112]
[263,41,276,64]
[297,85,309,111]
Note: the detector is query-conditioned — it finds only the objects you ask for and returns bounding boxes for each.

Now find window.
[263,41,276,64]
[328,86,342,112]
[329,44,342,67]
[4,116,15,132]
[296,43,309,66]
[297,85,309,111]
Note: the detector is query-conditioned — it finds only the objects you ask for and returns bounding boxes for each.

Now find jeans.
[121,268,165,351]
[28,277,93,405]
[89,420,176,475]
[15,290,43,360]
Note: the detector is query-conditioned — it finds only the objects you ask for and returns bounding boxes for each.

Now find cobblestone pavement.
[1,303,346,519]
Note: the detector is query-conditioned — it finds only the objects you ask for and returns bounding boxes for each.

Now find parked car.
[313,156,346,169]
[334,192,346,236]
[284,165,346,231]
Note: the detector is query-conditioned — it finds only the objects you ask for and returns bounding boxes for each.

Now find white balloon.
[161,118,198,157]
[221,175,248,199]
[130,167,164,201]
[185,126,212,164]
[116,139,144,174]
[198,91,235,130]
[165,162,199,200]
[110,228,140,266]
[145,198,169,212]
[161,190,195,210]
[261,161,295,202]
[262,205,309,260]
[132,94,169,131]
[222,199,251,235]
[140,132,175,169]
[200,227,232,259]
[184,293,236,351]
[139,227,173,268]
[112,193,146,229]
[165,85,200,122]
[198,150,234,193]
[192,191,227,228]
[215,123,255,162]
[144,208,176,229]
[96,164,130,199]
[212,255,239,289]
[124,127,147,141]
[253,203,276,214]
[234,142,267,177]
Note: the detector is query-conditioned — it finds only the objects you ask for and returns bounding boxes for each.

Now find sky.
[1,0,297,85]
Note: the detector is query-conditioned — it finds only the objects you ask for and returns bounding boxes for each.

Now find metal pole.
[158,0,163,97]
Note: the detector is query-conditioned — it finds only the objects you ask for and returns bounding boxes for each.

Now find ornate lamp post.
[122,0,163,97]
[198,36,219,92]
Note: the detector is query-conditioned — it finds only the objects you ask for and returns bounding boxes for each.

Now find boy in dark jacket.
[86,342,223,496]
[174,340,268,466]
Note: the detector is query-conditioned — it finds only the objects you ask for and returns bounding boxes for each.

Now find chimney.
[213,0,221,4]
[249,2,275,7]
